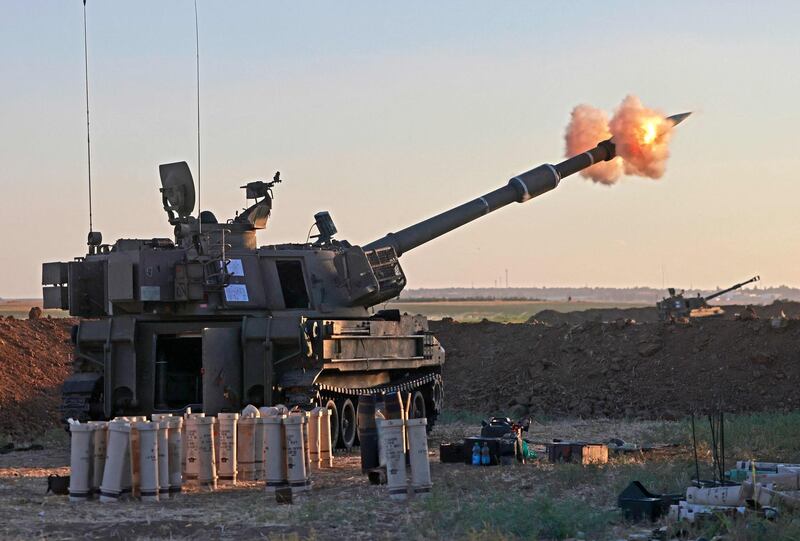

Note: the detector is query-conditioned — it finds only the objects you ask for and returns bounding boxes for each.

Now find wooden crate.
[547,442,608,465]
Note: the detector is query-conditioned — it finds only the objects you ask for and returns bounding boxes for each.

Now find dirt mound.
[0,317,75,438]
[530,300,800,326]
[531,306,659,324]
[434,316,800,419]
[4,306,799,437]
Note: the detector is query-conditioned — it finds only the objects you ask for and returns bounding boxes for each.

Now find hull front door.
[201,327,242,415]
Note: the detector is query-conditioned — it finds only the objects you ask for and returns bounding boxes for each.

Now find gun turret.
[703,275,760,302]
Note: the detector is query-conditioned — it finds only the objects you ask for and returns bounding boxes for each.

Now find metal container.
[99,420,131,503]
[357,395,379,472]
[237,416,257,481]
[284,414,308,493]
[378,418,407,500]
[133,421,159,502]
[166,416,183,496]
[183,413,205,480]
[68,422,94,502]
[319,408,333,468]
[253,417,266,481]
[217,413,239,483]
[153,420,170,498]
[195,416,217,490]
[406,418,431,497]
[263,414,287,493]
[308,407,322,469]
[88,421,108,496]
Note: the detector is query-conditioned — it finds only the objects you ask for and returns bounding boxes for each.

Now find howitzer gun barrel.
[703,275,760,302]
[365,112,690,256]
[364,140,616,256]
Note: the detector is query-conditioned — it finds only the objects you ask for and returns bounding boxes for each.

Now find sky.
[1,1,798,298]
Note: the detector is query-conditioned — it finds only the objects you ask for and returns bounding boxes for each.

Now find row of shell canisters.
[67,405,335,503]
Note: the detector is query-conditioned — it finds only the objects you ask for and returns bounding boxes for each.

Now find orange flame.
[564,95,676,184]
[641,118,659,145]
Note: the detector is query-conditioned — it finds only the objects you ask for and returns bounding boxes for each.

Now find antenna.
[194,0,201,234]
[82,0,94,237]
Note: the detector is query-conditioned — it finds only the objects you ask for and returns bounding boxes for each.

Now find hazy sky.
[1,1,798,298]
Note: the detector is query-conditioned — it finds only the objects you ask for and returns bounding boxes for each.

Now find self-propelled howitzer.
[657,275,760,320]
[43,116,687,448]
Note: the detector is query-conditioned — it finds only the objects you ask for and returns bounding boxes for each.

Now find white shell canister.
[263,414,287,493]
[686,485,746,506]
[166,416,183,496]
[129,422,141,498]
[133,421,160,502]
[99,420,131,503]
[318,407,333,468]
[88,421,108,496]
[117,417,133,496]
[284,414,308,493]
[183,413,205,480]
[406,418,432,497]
[298,410,311,489]
[68,422,95,502]
[237,416,257,481]
[378,418,407,500]
[253,417,266,481]
[308,408,322,469]
[195,416,217,490]
[151,414,172,497]
[375,410,387,467]
[153,420,170,498]
[217,413,239,483]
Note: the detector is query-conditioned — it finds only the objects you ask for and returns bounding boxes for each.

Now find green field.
[386,300,646,323]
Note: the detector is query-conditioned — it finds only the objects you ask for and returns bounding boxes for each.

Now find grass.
[385,300,646,323]
[709,411,800,463]
[641,411,800,466]
[437,409,488,425]
[411,490,614,540]
[427,411,800,540]
[4,411,800,540]
[677,513,800,541]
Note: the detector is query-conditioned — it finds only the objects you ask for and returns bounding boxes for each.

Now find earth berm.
[1,307,799,437]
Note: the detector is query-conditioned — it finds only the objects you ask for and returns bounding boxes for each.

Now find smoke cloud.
[564,105,623,184]
[564,95,675,184]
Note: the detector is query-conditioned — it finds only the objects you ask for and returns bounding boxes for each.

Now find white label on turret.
[140,286,161,301]
[224,284,249,302]
[225,259,245,276]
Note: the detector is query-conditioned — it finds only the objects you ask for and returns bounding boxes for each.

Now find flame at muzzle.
[565,95,684,184]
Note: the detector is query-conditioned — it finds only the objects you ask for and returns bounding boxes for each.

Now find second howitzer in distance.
[43,114,690,449]
[657,275,761,320]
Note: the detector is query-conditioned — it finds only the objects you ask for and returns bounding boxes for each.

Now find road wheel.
[324,399,339,451]
[431,380,443,413]
[410,390,427,420]
[425,381,443,433]
[338,398,357,450]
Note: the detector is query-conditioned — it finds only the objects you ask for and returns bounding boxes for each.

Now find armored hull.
[47,236,443,449]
